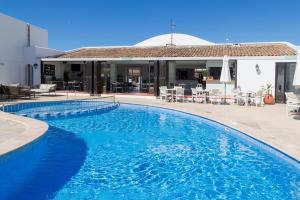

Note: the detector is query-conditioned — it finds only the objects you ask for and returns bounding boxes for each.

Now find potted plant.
[202,69,208,80]
[262,83,274,105]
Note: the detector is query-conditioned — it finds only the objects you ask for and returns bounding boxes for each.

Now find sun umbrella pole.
[224,83,227,104]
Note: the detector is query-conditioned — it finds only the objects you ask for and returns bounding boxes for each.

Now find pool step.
[18,103,120,120]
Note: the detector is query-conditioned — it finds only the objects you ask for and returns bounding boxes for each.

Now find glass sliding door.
[97,62,110,94]
[148,61,155,94]
[275,62,297,103]
[286,63,297,93]
[275,63,285,103]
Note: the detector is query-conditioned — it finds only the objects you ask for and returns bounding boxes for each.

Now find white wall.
[237,59,276,95]
[29,24,48,47]
[0,13,27,84]
[0,13,62,86]
[24,47,63,85]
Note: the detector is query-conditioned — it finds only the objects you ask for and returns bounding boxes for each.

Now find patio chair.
[251,90,264,107]
[208,89,222,104]
[174,86,183,90]
[195,87,205,103]
[2,85,10,99]
[159,86,168,101]
[175,87,185,102]
[6,84,21,99]
[0,84,6,100]
[140,83,148,92]
[231,87,245,105]
[191,88,199,102]
[285,92,300,115]
[31,84,57,96]
[19,85,32,99]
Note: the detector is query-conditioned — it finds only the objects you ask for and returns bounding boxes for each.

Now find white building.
[42,34,299,103]
[1,13,299,103]
[0,13,62,86]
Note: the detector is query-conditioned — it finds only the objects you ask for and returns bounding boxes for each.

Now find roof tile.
[57,44,296,59]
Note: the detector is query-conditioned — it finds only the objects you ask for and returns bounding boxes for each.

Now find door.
[275,63,297,103]
[275,63,285,103]
[128,67,141,92]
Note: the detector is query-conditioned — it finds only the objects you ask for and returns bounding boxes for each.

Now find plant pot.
[264,94,274,105]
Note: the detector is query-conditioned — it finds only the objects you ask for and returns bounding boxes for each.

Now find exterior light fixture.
[33,63,38,69]
[255,64,261,75]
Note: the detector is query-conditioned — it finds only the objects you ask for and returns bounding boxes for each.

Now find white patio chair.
[191,88,198,102]
[175,87,185,102]
[232,88,241,104]
[174,86,183,90]
[251,90,264,107]
[285,92,300,115]
[159,86,168,101]
[208,89,222,104]
[236,92,245,105]
[196,87,205,103]
[31,84,57,96]
[195,87,203,91]
[243,91,256,106]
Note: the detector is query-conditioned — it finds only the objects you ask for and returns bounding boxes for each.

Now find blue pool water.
[0,103,299,199]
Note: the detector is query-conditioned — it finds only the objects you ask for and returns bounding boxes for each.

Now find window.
[176,69,195,80]
[208,67,221,80]
[44,64,55,76]
[71,64,81,72]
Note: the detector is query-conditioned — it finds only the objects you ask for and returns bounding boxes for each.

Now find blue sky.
[1,0,300,50]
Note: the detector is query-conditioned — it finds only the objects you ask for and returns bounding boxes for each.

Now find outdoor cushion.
[40,84,56,90]
[31,84,56,94]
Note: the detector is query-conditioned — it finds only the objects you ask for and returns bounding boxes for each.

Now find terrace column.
[168,61,176,87]
[110,64,116,82]
[91,61,96,95]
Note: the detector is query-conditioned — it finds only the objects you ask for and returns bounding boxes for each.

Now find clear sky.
[1,0,300,50]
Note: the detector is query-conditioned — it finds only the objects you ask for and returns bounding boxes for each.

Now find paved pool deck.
[0,94,299,160]
[0,111,48,156]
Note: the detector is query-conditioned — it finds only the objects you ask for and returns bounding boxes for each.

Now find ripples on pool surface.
[0,104,299,200]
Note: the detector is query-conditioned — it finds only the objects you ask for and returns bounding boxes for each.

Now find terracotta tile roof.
[56,44,296,59]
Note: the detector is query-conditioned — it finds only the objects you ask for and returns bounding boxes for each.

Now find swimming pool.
[0,102,299,199]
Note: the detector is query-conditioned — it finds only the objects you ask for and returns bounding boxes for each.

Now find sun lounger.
[31,84,57,96]
[285,92,300,115]
[4,84,32,99]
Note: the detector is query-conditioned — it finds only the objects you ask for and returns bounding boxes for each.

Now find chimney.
[27,23,31,47]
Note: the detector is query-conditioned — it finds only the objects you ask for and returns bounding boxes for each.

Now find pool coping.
[0,111,49,156]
